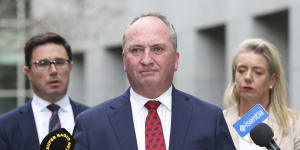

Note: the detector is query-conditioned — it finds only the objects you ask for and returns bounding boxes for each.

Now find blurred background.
[1,0,300,114]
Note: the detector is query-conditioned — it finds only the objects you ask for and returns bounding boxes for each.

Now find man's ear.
[24,66,32,81]
[69,62,73,71]
[122,51,127,72]
[174,51,179,72]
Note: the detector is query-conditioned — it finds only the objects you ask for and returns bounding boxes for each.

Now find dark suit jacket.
[0,99,88,150]
[74,87,236,150]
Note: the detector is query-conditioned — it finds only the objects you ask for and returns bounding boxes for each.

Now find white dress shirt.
[130,87,172,150]
[31,94,75,143]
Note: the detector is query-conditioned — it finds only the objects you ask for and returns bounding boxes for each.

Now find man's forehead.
[129,16,168,31]
[123,16,172,48]
[31,44,68,59]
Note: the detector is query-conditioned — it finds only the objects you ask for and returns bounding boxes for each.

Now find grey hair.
[122,12,177,51]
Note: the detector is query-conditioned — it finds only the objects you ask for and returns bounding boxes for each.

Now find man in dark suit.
[0,32,88,150]
[74,13,236,150]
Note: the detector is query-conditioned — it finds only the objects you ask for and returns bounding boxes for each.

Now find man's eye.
[38,60,50,66]
[153,47,163,51]
[130,48,143,53]
[55,59,66,65]
[255,72,263,75]
[152,47,164,54]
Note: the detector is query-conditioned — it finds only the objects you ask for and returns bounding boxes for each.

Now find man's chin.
[46,90,66,98]
[140,80,160,88]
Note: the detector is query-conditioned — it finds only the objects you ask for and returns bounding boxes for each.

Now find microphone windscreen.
[250,122,274,147]
[40,128,75,150]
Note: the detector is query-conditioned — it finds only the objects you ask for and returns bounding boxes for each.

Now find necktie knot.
[145,100,161,110]
[47,104,60,112]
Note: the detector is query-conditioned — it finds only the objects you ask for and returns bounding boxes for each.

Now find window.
[0,0,17,18]
[0,97,17,114]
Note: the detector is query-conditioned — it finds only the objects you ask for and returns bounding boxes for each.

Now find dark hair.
[24,32,72,67]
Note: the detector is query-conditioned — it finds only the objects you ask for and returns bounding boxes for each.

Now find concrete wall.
[26,0,300,110]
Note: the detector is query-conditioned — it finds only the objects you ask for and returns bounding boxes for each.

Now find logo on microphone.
[240,124,246,132]
[40,128,75,150]
[233,104,269,137]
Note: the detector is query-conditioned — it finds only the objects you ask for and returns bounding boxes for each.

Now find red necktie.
[145,101,166,150]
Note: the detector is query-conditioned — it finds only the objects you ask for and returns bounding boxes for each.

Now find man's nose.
[49,63,58,74]
[141,49,153,65]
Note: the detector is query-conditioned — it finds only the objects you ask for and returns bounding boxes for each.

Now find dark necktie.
[47,104,61,132]
[145,100,166,150]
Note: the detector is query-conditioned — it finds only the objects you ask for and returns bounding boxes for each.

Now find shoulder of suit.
[173,88,201,101]
[70,99,89,110]
[0,103,30,124]
[76,96,123,118]
[174,88,221,111]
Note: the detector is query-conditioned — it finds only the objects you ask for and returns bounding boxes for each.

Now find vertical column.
[16,0,27,106]
[84,44,128,106]
[196,25,225,107]
[69,53,85,103]
[85,48,102,106]
[226,18,253,83]
[289,3,300,110]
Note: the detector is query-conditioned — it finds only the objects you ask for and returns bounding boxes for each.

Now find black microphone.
[250,123,280,150]
[40,128,75,150]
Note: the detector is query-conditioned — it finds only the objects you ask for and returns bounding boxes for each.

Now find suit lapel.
[169,88,193,150]
[18,100,40,149]
[70,99,80,118]
[108,89,138,150]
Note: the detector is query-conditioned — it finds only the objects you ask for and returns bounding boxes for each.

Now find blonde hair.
[224,38,298,134]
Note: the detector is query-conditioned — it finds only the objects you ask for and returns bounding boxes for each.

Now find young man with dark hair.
[0,32,88,150]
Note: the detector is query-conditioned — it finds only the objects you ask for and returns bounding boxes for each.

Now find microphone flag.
[233,104,269,137]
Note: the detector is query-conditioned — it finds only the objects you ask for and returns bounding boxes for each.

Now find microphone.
[250,123,280,150]
[40,128,75,150]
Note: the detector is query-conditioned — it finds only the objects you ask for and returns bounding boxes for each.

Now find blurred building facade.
[1,0,300,114]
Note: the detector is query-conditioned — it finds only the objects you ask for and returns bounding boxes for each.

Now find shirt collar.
[32,94,71,112]
[130,86,172,112]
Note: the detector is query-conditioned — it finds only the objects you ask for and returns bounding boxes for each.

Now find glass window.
[0,97,17,114]
[0,0,17,19]
[25,0,31,18]
[0,29,18,89]
[0,65,17,89]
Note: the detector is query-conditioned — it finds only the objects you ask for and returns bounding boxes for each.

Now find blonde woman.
[223,39,300,150]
